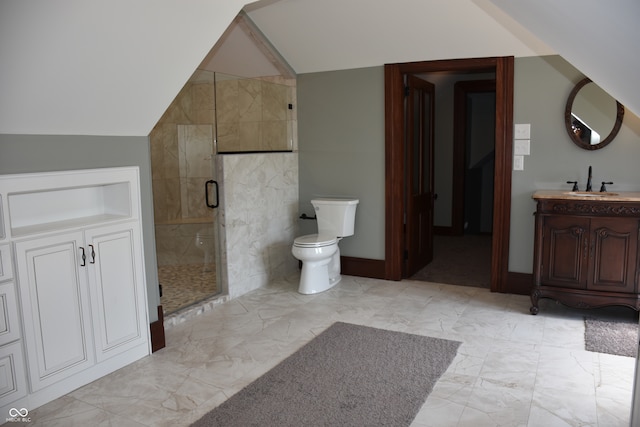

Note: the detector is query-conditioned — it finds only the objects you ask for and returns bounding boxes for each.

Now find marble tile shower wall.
[149,71,298,276]
[150,72,296,223]
[150,71,216,225]
[150,73,217,267]
[216,77,296,153]
[219,152,299,298]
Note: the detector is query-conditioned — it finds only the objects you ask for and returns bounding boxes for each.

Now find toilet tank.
[311,198,359,237]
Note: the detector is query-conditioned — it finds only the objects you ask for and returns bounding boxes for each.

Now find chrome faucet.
[585,165,593,192]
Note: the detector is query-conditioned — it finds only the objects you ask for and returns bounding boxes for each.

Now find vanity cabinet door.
[540,215,589,289]
[85,222,148,362]
[588,217,639,293]
[14,232,95,391]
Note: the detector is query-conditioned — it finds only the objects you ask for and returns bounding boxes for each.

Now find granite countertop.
[532,190,640,202]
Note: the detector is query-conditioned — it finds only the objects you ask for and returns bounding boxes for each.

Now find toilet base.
[297,247,341,295]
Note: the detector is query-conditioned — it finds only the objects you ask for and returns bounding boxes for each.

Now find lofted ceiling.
[211,0,639,117]
[0,0,637,136]
[205,0,554,78]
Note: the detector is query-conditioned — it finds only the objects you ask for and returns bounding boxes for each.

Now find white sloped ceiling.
[2,0,635,136]
[0,0,247,136]
[486,0,640,116]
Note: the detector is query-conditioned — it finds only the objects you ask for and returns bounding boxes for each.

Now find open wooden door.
[404,75,435,277]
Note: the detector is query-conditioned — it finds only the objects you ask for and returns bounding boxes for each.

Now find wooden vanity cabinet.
[531,195,640,314]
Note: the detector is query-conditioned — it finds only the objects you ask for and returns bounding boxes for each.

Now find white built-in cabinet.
[0,242,27,411]
[0,167,150,416]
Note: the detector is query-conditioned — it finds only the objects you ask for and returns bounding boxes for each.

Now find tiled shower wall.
[218,152,299,298]
[149,70,299,297]
[150,71,297,224]
[216,76,295,152]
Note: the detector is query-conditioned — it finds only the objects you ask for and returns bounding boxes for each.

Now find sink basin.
[567,191,619,197]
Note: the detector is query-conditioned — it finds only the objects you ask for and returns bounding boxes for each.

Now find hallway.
[411,234,492,288]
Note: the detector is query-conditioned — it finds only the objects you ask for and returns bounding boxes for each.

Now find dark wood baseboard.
[340,256,532,297]
[150,305,166,353]
[505,271,532,295]
[341,256,386,279]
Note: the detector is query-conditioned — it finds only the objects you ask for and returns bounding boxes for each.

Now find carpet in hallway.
[411,234,491,288]
[191,322,461,427]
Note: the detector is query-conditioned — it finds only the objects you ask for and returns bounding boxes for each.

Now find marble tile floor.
[27,275,635,426]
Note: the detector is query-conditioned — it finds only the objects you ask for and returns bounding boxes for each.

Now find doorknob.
[205,180,219,208]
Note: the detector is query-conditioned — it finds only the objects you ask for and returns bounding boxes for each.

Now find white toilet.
[292,198,359,294]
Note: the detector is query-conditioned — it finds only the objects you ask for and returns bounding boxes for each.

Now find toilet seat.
[293,234,337,248]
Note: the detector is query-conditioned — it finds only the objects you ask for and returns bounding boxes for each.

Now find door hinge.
[404,249,409,260]
[404,86,410,97]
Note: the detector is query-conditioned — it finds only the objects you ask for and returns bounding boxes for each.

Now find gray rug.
[584,317,638,357]
[192,322,461,427]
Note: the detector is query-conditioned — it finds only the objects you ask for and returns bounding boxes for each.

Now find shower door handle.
[205,180,219,209]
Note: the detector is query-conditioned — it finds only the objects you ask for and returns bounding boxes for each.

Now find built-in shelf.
[8,183,131,237]
[0,168,138,239]
[10,214,128,237]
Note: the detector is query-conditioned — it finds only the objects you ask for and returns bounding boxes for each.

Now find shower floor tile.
[158,263,217,314]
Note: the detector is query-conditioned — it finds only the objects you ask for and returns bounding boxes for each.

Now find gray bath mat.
[192,322,461,426]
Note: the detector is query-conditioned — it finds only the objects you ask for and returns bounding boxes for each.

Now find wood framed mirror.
[564,77,624,150]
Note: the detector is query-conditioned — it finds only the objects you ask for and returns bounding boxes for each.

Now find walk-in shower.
[150,70,295,314]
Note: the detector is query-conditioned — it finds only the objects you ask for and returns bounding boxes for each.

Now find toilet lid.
[294,234,337,248]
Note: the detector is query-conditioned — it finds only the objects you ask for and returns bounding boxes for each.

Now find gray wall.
[297,55,640,275]
[0,134,160,322]
[297,67,385,260]
[510,55,640,273]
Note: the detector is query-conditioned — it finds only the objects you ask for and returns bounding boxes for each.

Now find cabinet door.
[14,232,95,391]
[541,215,590,289]
[588,218,639,293]
[85,222,148,362]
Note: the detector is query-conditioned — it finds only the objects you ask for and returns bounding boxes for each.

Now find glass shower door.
[154,123,221,314]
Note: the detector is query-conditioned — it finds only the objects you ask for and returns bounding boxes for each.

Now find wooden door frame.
[384,57,514,293]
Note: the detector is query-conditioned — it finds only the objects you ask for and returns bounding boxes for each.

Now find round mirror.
[565,78,624,150]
